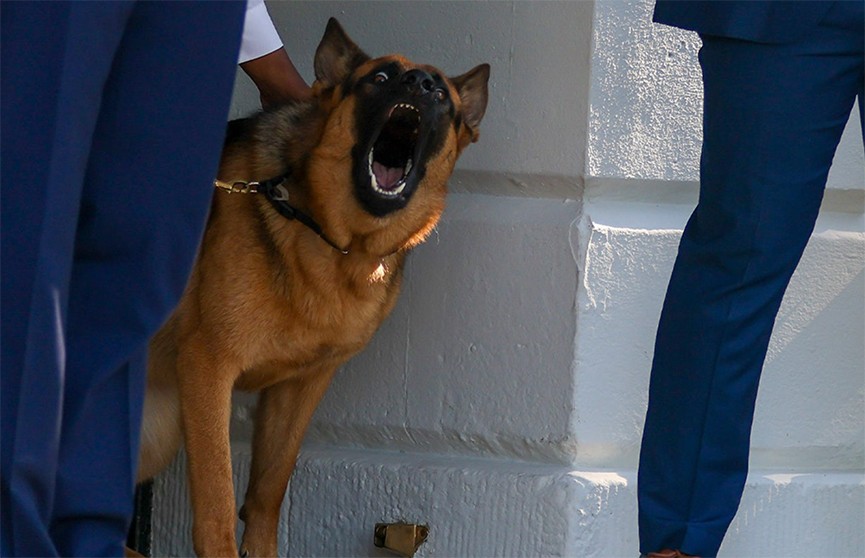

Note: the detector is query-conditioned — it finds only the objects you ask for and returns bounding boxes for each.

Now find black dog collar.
[213,172,349,255]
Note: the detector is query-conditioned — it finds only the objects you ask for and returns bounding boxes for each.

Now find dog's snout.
[400,69,434,96]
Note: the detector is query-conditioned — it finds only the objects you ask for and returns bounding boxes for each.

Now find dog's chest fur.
[183,192,405,392]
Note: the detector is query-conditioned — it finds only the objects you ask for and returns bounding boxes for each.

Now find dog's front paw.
[237,541,279,558]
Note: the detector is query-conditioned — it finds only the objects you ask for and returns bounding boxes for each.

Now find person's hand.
[241,47,311,108]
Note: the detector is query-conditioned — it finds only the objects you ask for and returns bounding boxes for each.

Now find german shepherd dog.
[136,18,489,557]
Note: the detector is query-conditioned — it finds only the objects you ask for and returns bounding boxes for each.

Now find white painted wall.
[232,0,594,177]
[153,1,864,556]
[588,0,864,191]
[581,0,865,474]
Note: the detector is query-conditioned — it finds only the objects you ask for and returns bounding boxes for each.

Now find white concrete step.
[151,446,865,557]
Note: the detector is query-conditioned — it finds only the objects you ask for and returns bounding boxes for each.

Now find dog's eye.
[373,71,389,84]
[433,89,447,102]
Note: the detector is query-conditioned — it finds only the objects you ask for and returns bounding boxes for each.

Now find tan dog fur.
[136,19,488,557]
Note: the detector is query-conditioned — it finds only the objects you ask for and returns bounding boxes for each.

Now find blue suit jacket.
[653,1,834,44]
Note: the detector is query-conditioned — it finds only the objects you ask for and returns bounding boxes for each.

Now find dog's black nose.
[400,69,435,96]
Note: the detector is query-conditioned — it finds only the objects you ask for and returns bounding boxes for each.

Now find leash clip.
[213,179,260,194]
[213,171,349,255]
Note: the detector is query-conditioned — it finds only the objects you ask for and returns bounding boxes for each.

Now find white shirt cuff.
[238,0,283,64]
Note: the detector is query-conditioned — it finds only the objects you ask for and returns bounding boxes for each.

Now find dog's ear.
[451,63,490,144]
[314,18,370,88]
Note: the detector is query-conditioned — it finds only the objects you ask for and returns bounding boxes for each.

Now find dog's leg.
[176,341,240,557]
[239,367,337,557]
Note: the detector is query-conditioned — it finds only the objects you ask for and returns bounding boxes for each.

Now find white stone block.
[573,197,865,470]
[304,176,583,463]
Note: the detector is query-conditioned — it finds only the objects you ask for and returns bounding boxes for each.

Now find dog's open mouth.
[367,103,420,198]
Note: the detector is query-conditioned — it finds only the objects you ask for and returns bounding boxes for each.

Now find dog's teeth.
[369,174,406,198]
[394,103,419,113]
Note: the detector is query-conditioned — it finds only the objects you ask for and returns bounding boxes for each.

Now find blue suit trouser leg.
[1,2,244,556]
[637,3,864,557]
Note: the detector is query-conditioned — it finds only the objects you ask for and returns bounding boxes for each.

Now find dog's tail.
[136,327,183,483]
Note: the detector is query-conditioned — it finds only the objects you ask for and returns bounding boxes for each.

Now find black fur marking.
[349,63,455,217]
[225,117,256,146]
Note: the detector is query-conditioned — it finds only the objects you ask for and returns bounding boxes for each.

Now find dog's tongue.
[372,161,403,191]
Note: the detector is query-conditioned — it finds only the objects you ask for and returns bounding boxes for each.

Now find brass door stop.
[373,522,429,557]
